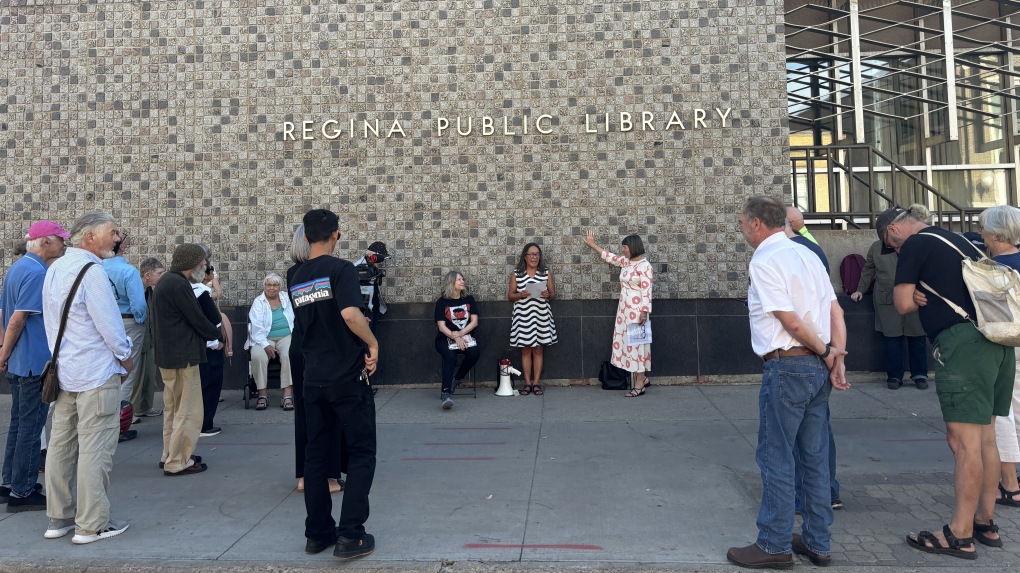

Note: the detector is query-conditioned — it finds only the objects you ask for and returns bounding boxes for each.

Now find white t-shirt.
[747,231,836,356]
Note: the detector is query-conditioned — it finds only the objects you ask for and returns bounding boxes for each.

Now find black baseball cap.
[368,241,391,259]
[875,207,906,254]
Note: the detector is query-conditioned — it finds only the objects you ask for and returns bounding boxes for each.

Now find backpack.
[839,254,871,295]
[919,233,1020,347]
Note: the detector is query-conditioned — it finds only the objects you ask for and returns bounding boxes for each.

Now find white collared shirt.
[43,247,131,392]
[747,231,836,357]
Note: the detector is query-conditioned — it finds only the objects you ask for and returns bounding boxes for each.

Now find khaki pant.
[130,331,157,414]
[251,335,293,390]
[45,374,120,536]
[159,365,203,473]
[119,318,146,404]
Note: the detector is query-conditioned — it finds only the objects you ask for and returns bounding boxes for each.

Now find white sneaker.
[44,517,75,539]
[71,519,128,544]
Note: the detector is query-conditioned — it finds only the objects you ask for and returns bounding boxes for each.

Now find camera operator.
[353,242,391,333]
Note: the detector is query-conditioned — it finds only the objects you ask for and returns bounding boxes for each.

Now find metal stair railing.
[790,144,981,232]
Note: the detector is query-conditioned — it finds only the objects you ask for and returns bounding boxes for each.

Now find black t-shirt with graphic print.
[289,255,366,385]
[894,226,981,342]
[434,295,480,343]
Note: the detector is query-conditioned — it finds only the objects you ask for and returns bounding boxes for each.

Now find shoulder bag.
[41,262,96,403]
[918,234,1020,347]
[599,360,631,390]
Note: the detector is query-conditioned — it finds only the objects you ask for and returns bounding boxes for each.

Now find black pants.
[292,343,345,479]
[434,338,480,393]
[884,335,928,381]
[304,380,376,541]
[199,348,224,432]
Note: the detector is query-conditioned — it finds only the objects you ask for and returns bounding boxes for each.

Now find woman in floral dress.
[584,230,652,396]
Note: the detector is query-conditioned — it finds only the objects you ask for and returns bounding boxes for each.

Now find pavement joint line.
[214,482,297,561]
[402,457,497,461]
[697,384,756,450]
[421,442,508,446]
[432,427,513,431]
[375,387,401,412]
[463,543,603,550]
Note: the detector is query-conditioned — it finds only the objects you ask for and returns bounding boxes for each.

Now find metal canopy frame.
[787,0,1020,142]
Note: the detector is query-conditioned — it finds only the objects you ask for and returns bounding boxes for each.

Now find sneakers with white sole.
[44,517,76,539]
[71,519,129,544]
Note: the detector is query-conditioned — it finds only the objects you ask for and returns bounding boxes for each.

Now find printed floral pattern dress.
[602,250,652,373]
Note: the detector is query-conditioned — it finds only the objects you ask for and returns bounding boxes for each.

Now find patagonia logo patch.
[290,278,333,308]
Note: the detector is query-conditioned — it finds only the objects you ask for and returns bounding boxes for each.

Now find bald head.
[786,207,805,232]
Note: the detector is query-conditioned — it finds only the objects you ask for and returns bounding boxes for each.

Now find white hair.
[980,205,1020,246]
[67,212,115,247]
[264,273,284,287]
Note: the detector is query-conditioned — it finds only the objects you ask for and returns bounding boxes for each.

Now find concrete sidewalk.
[1,378,1019,572]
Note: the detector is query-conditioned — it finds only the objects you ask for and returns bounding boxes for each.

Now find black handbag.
[41,262,95,404]
[598,361,630,390]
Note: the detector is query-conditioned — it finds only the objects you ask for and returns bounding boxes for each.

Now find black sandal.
[974,520,1003,548]
[533,385,544,396]
[255,396,268,411]
[520,385,532,396]
[282,396,295,411]
[625,386,646,398]
[996,483,1020,507]
[906,524,977,560]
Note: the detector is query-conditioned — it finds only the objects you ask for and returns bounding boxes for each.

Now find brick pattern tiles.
[0,0,790,306]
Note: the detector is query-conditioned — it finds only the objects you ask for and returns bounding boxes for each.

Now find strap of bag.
[51,262,96,364]
[916,232,984,324]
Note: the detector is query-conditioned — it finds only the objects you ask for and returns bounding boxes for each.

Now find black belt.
[763,346,816,361]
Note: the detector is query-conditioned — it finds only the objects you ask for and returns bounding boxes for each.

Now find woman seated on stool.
[434,271,481,411]
[245,273,295,411]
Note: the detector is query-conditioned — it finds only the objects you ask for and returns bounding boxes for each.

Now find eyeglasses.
[108,277,120,300]
[526,253,541,257]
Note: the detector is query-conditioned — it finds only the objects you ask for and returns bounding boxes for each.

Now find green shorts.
[933,322,1016,425]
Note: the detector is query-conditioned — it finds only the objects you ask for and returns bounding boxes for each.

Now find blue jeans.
[885,335,928,381]
[755,356,833,556]
[795,404,840,508]
[2,372,47,497]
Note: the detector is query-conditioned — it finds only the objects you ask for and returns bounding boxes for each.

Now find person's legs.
[828,410,840,503]
[996,404,1020,496]
[276,335,293,399]
[159,368,182,466]
[199,355,223,432]
[72,375,120,535]
[335,384,377,539]
[5,373,45,498]
[163,366,203,473]
[944,422,987,543]
[532,345,545,389]
[303,384,337,542]
[754,357,822,555]
[975,422,1003,538]
[798,374,834,555]
[435,338,457,394]
[251,344,270,397]
[455,345,481,382]
[884,335,905,384]
[45,388,80,523]
[2,372,22,489]
[907,335,929,382]
[119,319,146,404]
[521,347,533,387]
[293,347,307,480]
[130,347,156,414]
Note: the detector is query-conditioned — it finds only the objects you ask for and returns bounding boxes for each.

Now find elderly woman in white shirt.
[245,273,295,411]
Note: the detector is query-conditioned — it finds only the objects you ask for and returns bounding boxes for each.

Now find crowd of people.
[1,201,1020,566]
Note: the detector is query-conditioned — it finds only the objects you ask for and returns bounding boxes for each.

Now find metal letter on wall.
[850,0,865,144]
[942,0,959,141]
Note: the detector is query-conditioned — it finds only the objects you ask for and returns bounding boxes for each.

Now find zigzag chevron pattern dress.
[602,249,652,373]
[510,270,558,347]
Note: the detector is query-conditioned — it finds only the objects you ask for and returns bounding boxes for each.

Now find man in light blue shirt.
[0,221,69,512]
[102,231,147,406]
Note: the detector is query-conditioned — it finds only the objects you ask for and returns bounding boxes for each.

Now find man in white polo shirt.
[727,196,850,570]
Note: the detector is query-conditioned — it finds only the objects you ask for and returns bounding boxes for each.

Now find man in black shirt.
[289,209,379,560]
[884,205,1015,558]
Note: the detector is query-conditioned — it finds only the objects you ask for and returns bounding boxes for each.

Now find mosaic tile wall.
[0,0,790,306]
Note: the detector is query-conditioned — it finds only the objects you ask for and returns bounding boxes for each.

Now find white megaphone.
[496,359,520,397]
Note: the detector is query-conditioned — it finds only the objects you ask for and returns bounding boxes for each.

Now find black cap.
[875,207,905,254]
[962,231,986,254]
[368,241,391,259]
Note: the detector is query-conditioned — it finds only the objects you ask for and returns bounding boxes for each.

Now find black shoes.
[305,533,338,555]
[887,378,902,390]
[913,377,929,390]
[7,485,46,513]
[334,533,375,559]
[119,430,138,443]
[0,485,10,504]
[200,427,222,437]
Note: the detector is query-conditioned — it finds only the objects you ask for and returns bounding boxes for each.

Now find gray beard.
[189,269,205,283]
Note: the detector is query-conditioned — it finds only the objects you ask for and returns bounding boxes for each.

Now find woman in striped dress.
[508,243,558,395]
